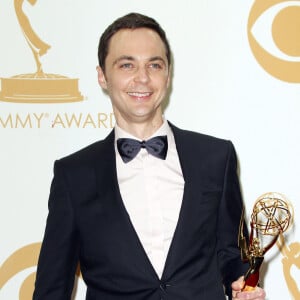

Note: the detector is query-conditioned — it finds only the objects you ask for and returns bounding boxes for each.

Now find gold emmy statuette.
[239,192,293,291]
[0,0,83,103]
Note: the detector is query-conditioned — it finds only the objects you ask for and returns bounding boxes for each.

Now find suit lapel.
[95,130,160,280]
[160,123,194,279]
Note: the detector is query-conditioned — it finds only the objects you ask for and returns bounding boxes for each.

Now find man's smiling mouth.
[127,92,152,97]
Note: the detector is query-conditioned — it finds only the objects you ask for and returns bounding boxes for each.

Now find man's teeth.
[128,92,151,97]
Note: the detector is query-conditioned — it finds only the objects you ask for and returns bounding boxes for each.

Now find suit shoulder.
[57,130,114,167]
[171,123,233,149]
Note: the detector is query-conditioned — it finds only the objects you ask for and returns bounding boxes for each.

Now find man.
[33,13,266,300]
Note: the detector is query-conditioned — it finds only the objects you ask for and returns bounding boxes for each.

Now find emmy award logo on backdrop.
[0,0,83,103]
[239,192,293,291]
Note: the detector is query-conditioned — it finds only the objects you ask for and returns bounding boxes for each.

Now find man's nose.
[134,66,150,83]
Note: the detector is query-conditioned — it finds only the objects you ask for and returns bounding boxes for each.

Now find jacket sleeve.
[217,141,249,298]
[33,160,79,299]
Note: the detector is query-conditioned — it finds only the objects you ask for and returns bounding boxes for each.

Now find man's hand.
[232,277,266,299]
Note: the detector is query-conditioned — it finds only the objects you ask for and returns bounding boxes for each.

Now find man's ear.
[96,66,108,90]
[166,65,172,89]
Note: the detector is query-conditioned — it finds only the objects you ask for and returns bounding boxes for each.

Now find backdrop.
[0,1,299,299]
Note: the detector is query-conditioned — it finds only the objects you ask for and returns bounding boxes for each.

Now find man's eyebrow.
[149,56,166,63]
[112,55,167,66]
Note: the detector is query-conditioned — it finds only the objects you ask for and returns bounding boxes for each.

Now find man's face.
[97,28,170,127]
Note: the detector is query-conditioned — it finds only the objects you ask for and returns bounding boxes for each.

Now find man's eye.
[120,63,133,69]
[149,63,162,69]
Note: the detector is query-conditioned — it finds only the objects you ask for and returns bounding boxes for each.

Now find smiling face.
[97,28,170,132]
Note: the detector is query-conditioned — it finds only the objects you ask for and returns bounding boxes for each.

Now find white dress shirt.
[115,120,185,278]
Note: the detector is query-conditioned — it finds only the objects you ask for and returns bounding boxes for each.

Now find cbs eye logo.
[0,243,82,299]
[0,243,41,299]
[248,0,300,83]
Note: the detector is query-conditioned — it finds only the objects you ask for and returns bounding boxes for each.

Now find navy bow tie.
[117,135,168,163]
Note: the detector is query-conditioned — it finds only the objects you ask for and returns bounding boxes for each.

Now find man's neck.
[116,117,164,140]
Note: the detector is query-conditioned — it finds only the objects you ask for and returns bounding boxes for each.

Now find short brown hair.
[98,13,171,71]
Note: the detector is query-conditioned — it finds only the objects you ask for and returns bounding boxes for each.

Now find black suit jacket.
[33,123,249,300]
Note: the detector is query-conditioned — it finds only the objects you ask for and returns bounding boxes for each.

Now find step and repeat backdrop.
[0,0,299,299]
